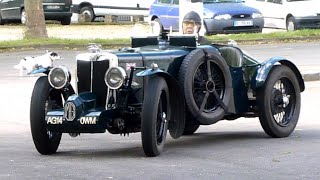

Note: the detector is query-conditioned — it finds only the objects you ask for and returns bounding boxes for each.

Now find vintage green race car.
[29,35,305,157]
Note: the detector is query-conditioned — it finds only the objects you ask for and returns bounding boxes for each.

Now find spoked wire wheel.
[257,65,301,138]
[271,78,296,127]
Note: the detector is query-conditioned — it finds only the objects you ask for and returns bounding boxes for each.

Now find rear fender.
[253,57,305,92]
[137,69,185,139]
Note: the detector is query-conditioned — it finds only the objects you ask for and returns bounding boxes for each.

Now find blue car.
[149,0,264,34]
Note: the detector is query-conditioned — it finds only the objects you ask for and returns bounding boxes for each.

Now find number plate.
[46,5,60,10]
[234,20,253,27]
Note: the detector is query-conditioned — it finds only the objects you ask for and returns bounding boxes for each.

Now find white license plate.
[234,20,253,27]
[46,5,60,9]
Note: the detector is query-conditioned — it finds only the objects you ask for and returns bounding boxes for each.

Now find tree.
[24,0,48,38]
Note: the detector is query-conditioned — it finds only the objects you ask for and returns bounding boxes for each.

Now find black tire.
[286,16,296,31]
[257,28,263,33]
[80,6,95,22]
[257,65,301,138]
[0,13,4,25]
[141,76,170,157]
[21,9,26,24]
[60,17,71,25]
[30,76,63,155]
[178,49,232,125]
[151,18,164,35]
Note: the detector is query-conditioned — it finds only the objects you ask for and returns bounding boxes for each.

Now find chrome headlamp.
[48,66,71,89]
[104,66,126,89]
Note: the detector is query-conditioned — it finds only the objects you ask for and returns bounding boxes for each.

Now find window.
[173,0,179,5]
[267,0,282,4]
[158,0,172,4]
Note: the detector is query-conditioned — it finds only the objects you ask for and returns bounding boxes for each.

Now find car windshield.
[203,0,242,3]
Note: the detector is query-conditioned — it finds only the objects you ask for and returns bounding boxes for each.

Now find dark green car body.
[28,35,305,157]
[0,0,72,25]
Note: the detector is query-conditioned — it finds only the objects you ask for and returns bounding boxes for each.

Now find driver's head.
[182,11,201,34]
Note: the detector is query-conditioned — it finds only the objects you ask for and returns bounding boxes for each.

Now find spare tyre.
[178,48,232,125]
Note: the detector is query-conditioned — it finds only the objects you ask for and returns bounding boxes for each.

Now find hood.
[204,2,260,16]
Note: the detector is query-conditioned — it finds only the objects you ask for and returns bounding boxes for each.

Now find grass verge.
[1,29,320,51]
[208,29,320,43]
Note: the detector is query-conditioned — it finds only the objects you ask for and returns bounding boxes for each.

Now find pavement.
[298,65,320,82]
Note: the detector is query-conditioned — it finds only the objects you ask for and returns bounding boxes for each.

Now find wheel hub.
[273,88,291,114]
[282,95,290,108]
[161,112,167,123]
[206,80,215,93]
[83,10,91,16]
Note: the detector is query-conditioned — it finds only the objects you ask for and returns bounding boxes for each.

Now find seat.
[219,46,243,67]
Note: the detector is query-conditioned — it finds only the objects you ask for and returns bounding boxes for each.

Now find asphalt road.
[0,43,320,179]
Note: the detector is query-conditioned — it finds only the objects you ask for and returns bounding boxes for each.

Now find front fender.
[253,57,305,92]
[137,69,185,139]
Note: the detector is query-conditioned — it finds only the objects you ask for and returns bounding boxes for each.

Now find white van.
[245,0,320,31]
[72,0,154,22]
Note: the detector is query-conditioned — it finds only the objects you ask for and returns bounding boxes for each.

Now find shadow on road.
[52,130,270,158]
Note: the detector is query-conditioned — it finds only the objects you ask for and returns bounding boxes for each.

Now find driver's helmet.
[182,11,202,34]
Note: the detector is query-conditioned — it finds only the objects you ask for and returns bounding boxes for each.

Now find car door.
[0,0,14,19]
[5,0,22,19]
[0,0,9,19]
[155,0,174,30]
[166,0,179,31]
[263,0,286,29]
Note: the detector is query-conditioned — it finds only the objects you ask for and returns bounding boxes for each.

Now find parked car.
[27,33,304,157]
[71,0,153,22]
[0,0,72,25]
[149,0,264,35]
[245,0,320,31]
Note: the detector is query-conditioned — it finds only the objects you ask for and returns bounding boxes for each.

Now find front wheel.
[141,76,170,157]
[30,76,63,155]
[257,65,301,138]
[60,17,71,25]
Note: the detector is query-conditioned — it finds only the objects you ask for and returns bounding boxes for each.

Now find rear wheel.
[141,76,170,157]
[286,16,296,31]
[257,65,301,138]
[0,13,4,25]
[21,9,26,24]
[80,6,95,22]
[151,18,163,35]
[30,76,63,155]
